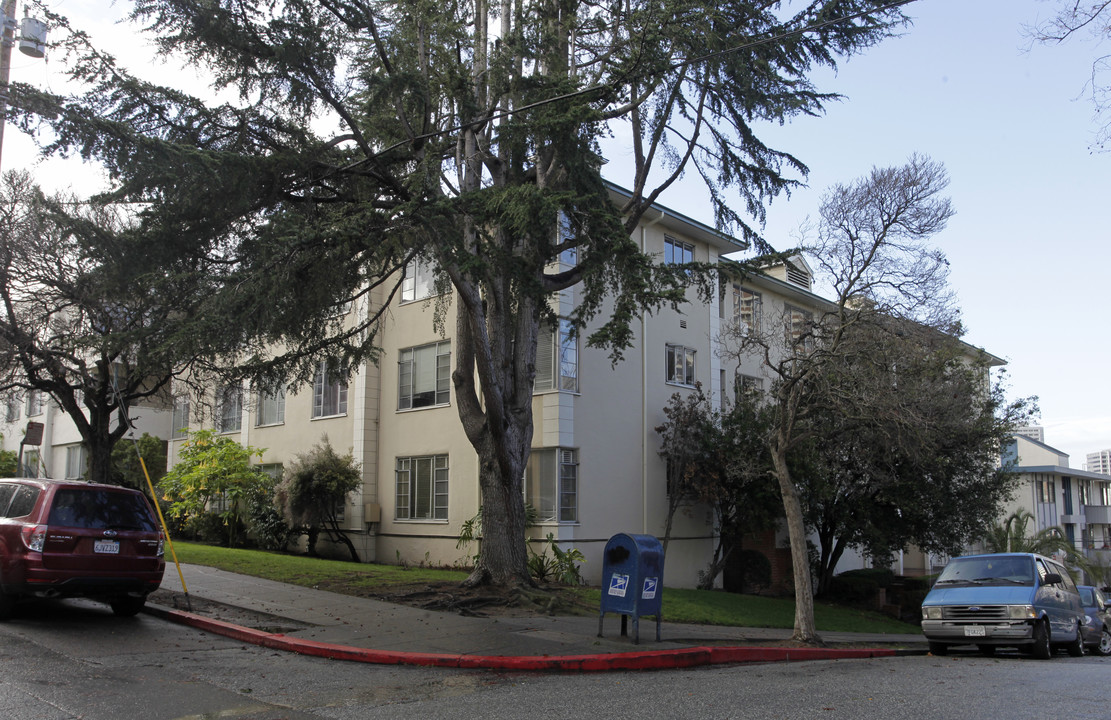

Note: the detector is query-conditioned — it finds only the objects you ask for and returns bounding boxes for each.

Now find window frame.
[313,360,349,419]
[64,445,87,480]
[665,344,697,387]
[398,341,451,410]
[216,383,243,433]
[535,319,578,393]
[664,235,694,265]
[395,454,449,521]
[400,257,440,304]
[172,395,190,439]
[526,447,579,524]
[255,386,287,427]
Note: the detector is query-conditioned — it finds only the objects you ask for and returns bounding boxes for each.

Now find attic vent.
[679,319,688,329]
[786,262,811,289]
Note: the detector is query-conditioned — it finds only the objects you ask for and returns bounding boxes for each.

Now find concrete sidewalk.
[145,563,926,671]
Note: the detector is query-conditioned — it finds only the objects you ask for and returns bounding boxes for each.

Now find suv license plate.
[964,625,987,637]
[94,540,120,554]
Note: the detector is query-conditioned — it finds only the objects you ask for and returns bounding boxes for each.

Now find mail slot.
[597,533,664,643]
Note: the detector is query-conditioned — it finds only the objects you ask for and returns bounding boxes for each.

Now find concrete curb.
[145,604,902,672]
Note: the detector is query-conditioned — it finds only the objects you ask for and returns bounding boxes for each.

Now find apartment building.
[166,185,858,588]
[997,434,1111,560]
[0,390,171,481]
[1086,449,1111,476]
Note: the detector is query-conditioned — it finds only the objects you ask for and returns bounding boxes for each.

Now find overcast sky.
[5,0,1109,466]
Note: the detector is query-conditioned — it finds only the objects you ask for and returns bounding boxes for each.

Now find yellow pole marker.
[139,455,191,611]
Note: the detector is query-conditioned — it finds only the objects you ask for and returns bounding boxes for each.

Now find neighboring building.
[0,394,172,481]
[1086,449,1111,476]
[1015,426,1045,443]
[989,435,1111,564]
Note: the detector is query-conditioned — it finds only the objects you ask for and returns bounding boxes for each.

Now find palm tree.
[982,510,1094,581]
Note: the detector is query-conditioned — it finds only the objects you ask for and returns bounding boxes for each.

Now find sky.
[3,0,1109,466]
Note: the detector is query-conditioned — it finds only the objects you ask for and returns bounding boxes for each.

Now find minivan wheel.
[1097,628,1111,657]
[928,641,949,656]
[109,596,147,618]
[1067,624,1085,657]
[1032,620,1052,659]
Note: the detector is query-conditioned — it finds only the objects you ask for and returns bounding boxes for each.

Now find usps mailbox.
[597,533,664,644]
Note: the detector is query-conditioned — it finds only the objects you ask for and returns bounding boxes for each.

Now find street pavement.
[145,562,927,671]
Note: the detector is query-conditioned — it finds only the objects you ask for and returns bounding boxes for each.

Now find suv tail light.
[21,524,48,552]
[157,533,165,557]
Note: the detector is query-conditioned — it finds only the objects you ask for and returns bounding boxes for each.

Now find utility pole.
[0,0,46,170]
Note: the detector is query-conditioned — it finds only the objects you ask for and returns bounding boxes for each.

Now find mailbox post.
[597,533,664,644]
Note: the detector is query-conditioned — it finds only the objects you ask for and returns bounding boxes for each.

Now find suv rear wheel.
[1098,628,1111,656]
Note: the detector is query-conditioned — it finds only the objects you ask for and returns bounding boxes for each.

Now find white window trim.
[665,343,697,387]
[255,386,287,427]
[526,447,579,524]
[398,341,452,411]
[313,360,349,419]
[394,454,449,521]
[535,319,579,394]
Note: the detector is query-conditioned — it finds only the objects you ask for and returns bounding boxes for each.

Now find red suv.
[0,479,165,619]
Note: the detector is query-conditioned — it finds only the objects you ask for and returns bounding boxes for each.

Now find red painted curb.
[145,605,897,671]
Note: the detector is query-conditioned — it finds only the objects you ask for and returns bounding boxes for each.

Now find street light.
[1,0,48,170]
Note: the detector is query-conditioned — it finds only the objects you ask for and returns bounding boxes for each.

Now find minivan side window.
[1036,559,1051,583]
[6,486,40,518]
[1050,561,1078,592]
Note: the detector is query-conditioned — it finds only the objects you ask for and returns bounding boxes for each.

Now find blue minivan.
[921,552,1084,658]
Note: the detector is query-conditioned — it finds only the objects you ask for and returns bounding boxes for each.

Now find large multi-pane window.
[216,384,243,433]
[535,319,577,392]
[785,304,814,351]
[313,360,348,418]
[665,344,696,386]
[400,257,438,303]
[664,236,693,265]
[172,396,190,439]
[526,448,578,523]
[395,455,449,520]
[65,445,87,480]
[25,390,44,417]
[734,286,762,335]
[256,386,286,426]
[398,341,451,409]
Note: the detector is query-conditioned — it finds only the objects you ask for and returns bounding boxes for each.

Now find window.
[1038,478,1056,504]
[256,463,284,481]
[785,304,814,351]
[313,360,348,418]
[398,341,451,409]
[535,319,578,392]
[737,374,763,399]
[526,448,578,523]
[666,344,696,386]
[256,386,286,426]
[395,455,448,520]
[401,257,438,303]
[25,390,44,417]
[557,211,578,266]
[4,395,19,422]
[65,445,87,480]
[734,286,762,336]
[1079,480,1091,507]
[172,396,190,439]
[216,384,243,433]
[664,236,693,265]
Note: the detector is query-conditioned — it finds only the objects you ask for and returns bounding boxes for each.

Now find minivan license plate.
[964,625,986,637]
[94,540,120,554]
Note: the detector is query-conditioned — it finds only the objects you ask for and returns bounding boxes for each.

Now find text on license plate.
[94,540,120,554]
[963,625,987,637]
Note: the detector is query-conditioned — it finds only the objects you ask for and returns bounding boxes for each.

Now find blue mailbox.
[597,533,664,644]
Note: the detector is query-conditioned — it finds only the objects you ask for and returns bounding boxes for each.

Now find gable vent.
[786,262,811,290]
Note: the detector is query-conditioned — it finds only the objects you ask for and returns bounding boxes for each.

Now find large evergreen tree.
[11,0,908,592]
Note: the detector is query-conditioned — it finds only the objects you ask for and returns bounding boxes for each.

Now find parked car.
[921,552,1084,659]
[1078,585,1111,656]
[0,479,165,619]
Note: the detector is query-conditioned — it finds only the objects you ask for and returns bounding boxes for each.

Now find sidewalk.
[145,563,927,671]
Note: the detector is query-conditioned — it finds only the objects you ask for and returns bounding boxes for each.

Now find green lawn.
[166,541,920,635]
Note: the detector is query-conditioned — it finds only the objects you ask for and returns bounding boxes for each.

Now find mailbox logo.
[642,577,658,600]
[608,573,630,597]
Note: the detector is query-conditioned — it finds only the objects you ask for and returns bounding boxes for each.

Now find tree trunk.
[771,444,822,645]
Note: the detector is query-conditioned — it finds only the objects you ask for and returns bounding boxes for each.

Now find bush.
[835,567,896,588]
[826,575,880,606]
[724,549,772,594]
[249,501,293,552]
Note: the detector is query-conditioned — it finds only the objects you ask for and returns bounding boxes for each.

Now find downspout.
[640,209,667,534]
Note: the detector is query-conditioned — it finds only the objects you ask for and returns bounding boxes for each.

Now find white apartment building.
[167,186,851,588]
[0,392,171,481]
